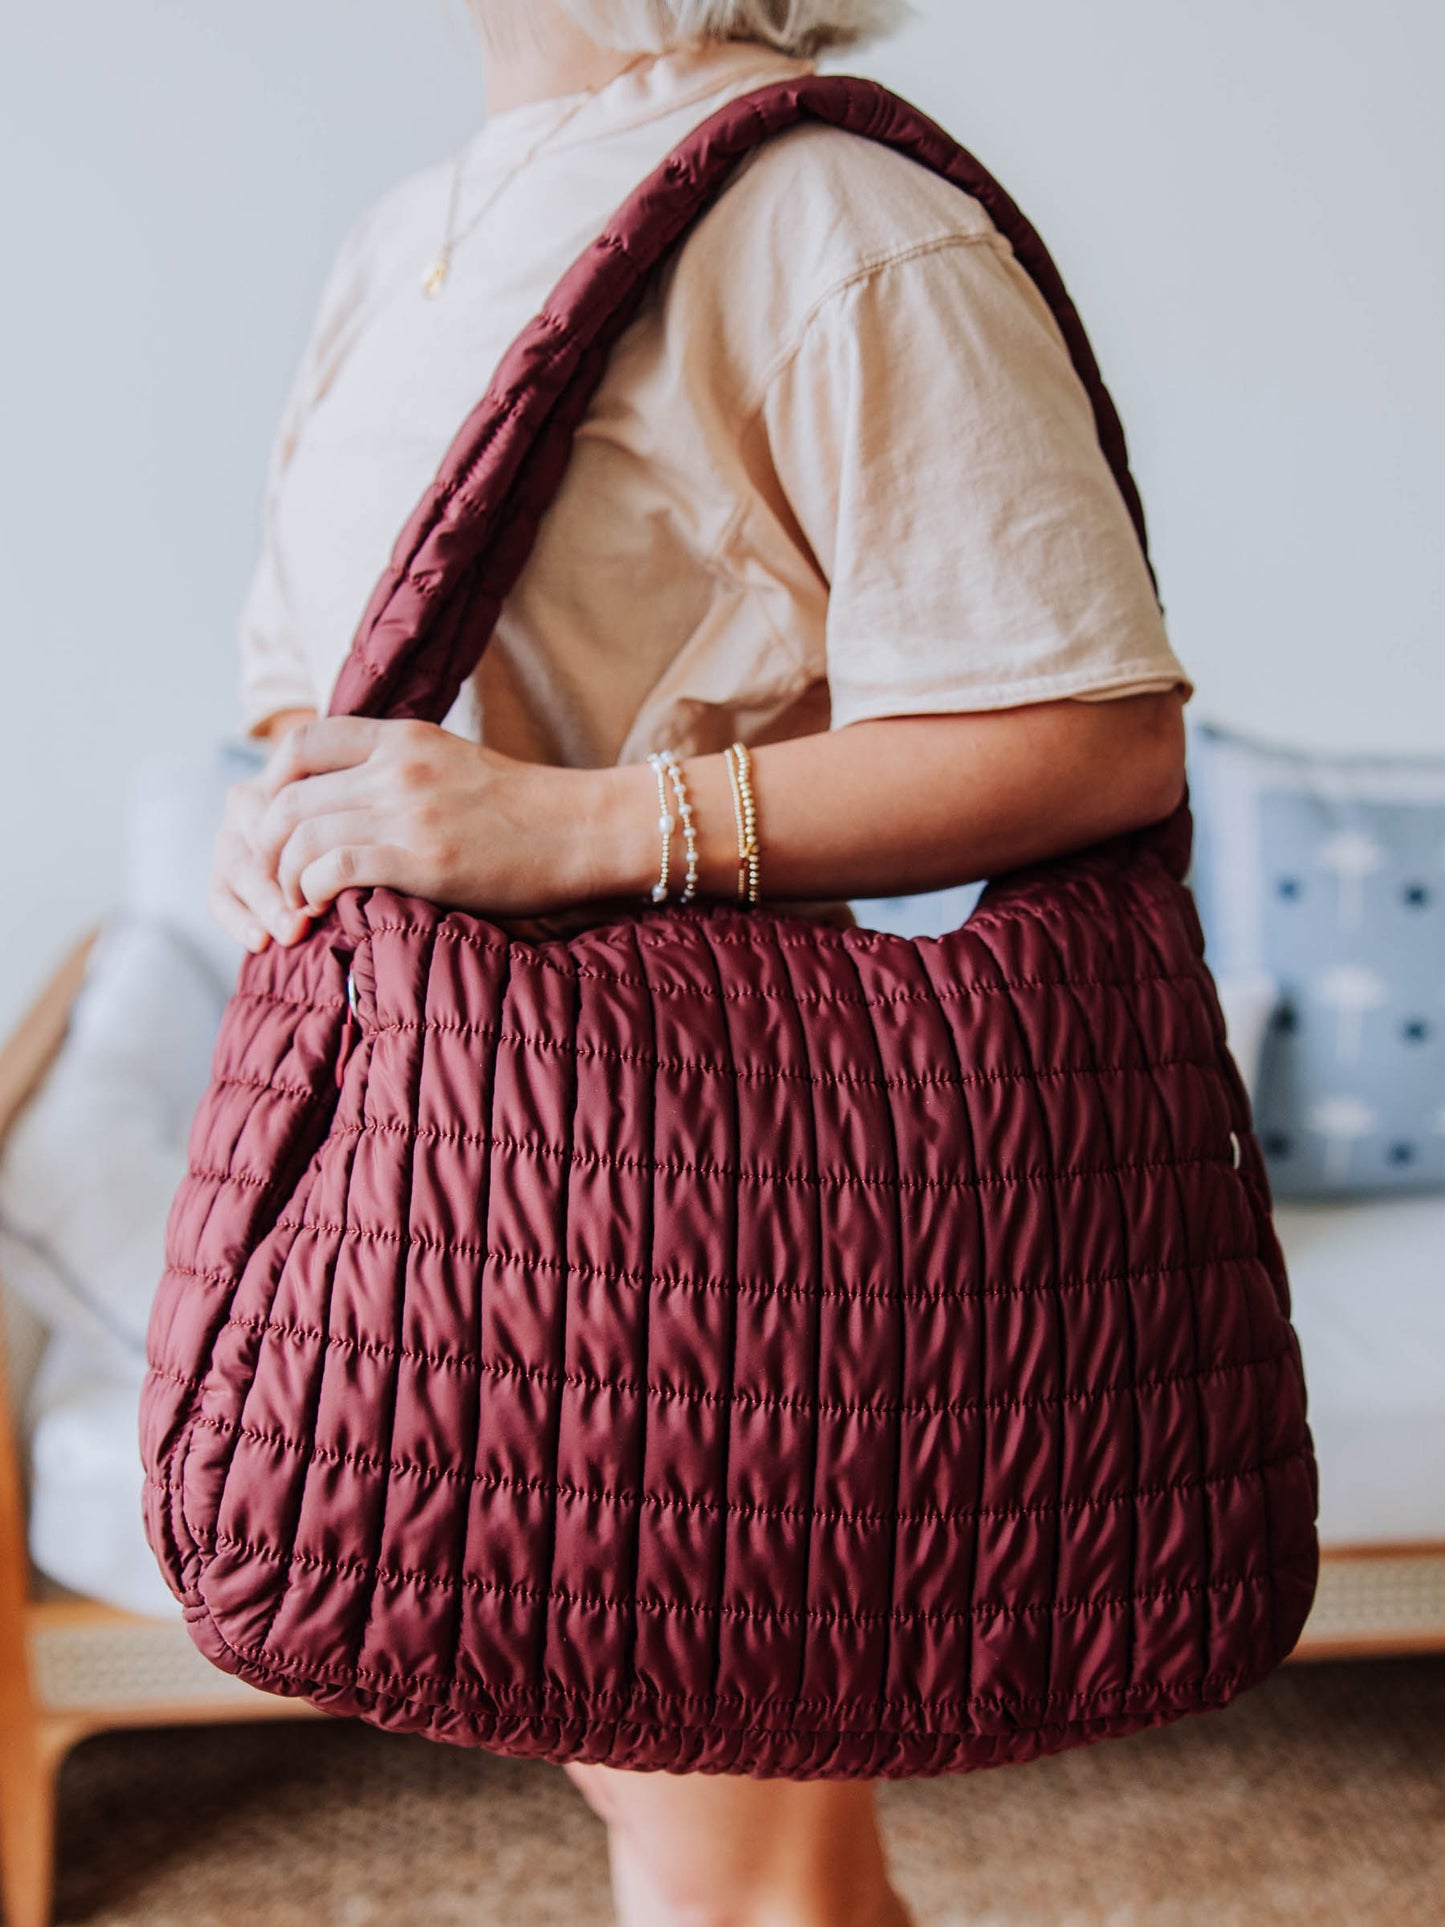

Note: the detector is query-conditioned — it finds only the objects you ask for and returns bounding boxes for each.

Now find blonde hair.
[473,0,910,59]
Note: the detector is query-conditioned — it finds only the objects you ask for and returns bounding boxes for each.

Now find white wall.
[2,0,1441,1031]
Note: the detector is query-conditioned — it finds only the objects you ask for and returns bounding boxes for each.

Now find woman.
[211,2,1194,1920]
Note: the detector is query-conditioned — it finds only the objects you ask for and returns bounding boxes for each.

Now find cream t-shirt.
[239,39,1192,782]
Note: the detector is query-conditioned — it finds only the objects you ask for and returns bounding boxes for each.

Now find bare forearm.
[584,692,1188,907]
[220,691,1186,949]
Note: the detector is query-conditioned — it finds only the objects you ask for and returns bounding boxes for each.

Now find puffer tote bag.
[142,74,1319,1779]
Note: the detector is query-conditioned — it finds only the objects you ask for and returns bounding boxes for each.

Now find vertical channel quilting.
[1111,894,1223,1683]
[248,1018,369,1668]
[969,921,1069,1714]
[1034,916,1143,1702]
[766,919,830,1715]
[343,916,440,1688]
[532,941,579,1702]
[829,940,908,1745]
[194,948,354,1647]
[916,933,993,1723]
[434,923,514,1702]
[1142,869,1289,1674]
[689,920,742,1706]
[614,921,660,1716]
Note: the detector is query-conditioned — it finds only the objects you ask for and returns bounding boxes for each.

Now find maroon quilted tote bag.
[142,75,1319,1778]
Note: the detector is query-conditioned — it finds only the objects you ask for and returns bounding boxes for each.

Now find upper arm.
[1073,686,1189,818]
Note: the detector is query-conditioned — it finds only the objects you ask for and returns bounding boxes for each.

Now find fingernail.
[245,924,268,952]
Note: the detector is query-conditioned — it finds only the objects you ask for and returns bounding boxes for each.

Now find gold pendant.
[423,252,450,299]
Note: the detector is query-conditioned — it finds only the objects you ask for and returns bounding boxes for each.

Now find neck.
[480,3,651,118]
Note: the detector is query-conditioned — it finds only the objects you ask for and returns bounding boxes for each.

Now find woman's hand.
[210,750,316,955]
[235,717,601,941]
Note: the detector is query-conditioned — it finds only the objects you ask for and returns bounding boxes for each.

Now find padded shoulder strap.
[327,74,1156,727]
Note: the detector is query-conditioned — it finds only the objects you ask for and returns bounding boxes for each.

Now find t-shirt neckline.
[459,41,819,179]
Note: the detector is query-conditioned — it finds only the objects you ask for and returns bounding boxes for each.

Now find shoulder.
[321,153,453,303]
[730,120,1001,251]
[276,153,452,409]
[662,121,1026,400]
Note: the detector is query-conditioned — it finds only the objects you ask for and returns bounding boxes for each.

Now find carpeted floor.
[53,1657,1444,1926]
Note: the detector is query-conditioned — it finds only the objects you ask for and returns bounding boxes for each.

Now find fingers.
[292,841,427,918]
[258,717,386,800]
[209,885,313,953]
[254,768,373,885]
[208,877,271,954]
[259,719,452,912]
[211,774,316,950]
[216,720,462,941]
[275,810,379,910]
[222,839,315,946]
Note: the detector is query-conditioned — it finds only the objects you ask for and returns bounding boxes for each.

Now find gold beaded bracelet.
[723,740,761,908]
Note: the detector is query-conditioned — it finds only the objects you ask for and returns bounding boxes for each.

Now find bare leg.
[566,1762,913,1927]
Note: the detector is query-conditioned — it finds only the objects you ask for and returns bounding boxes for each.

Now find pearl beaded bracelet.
[645,749,699,907]
[646,752,673,905]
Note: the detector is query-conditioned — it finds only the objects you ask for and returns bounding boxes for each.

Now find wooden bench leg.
[0,1718,77,1927]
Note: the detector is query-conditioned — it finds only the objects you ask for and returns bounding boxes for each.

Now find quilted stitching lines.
[1035,918,1143,1698]
[362,919,1202,1006]
[344,920,441,1684]
[915,943,992,1713]
[528,942,574,1700]
[203,1524,1289,1634]
[692,919,742,1704]
[831,940,908,1722]
[1111,909,1222,1679]
[768,918,828,1707]
[969,923,1070,1710]
[185,1429,1308,1526]
[177,1245,1269,1314]
[613,922,660,1711]
[199,1339,1296,1423]
[294,1130,1233,1199]
[361,1020,1217,1099]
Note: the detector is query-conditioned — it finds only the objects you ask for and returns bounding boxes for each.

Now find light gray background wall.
[2,0,1441,1029]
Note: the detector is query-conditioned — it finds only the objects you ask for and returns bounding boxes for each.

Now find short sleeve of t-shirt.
[757,232,1194,729]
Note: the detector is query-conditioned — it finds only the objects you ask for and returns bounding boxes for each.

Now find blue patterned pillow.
[1185,717,1445,1198]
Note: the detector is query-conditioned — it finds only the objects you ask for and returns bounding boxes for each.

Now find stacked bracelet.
[723,741,762,908]
[644,743,759,909]
[659,749,699,904]
[645,749,700,907]
[646,752,674,904]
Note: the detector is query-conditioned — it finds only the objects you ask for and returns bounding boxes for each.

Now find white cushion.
[1212,968,1280,1105]
[1275,1192,1445,1544]
[25,1337,181,1617]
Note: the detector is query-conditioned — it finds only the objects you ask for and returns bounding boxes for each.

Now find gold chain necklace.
[423,50,657,299]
